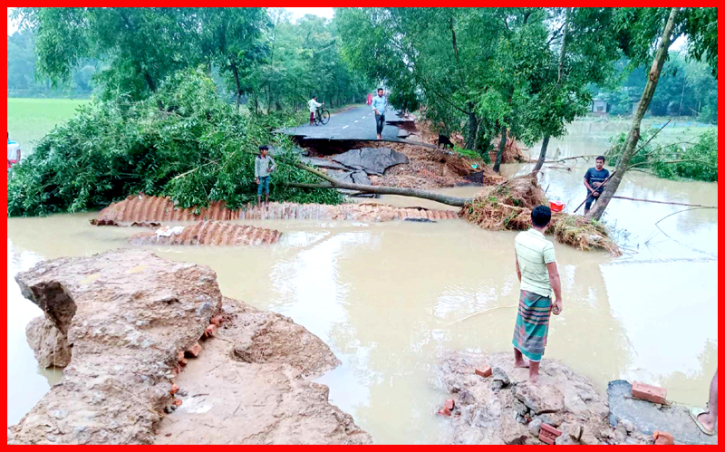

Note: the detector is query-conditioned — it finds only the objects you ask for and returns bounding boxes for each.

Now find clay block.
[445,399,455,410]
[210,315,223,326]
[437,408,451,416]
[475,366,493,378]
[173,399,183,407]
[170,384,180,395]
[632,382,667,404]
[540,423,562,444]
[204,324,217,338]
[185,342,202,358]
[653,431,674,445]
[177,351,188,366]
[539,430,556,445]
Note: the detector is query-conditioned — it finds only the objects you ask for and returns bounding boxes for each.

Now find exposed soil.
[408,112,526,164]
[436,351,653,445]
[8,249,371,445]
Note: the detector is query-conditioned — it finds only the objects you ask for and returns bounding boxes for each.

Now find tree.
[531,8,621,173]
[197,8,269,112]
[589,7,717,220]
[14,8,204,105]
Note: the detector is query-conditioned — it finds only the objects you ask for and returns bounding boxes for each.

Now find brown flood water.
[6,122,718,444]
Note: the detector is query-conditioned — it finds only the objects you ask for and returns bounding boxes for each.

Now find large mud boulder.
[332,147,409,175]
[436,351,651,445]
[9,249,222,445]
[25,316,72,368]
[10,250,371,445]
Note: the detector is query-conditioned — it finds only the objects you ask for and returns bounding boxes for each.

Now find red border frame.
[2,3,722,447]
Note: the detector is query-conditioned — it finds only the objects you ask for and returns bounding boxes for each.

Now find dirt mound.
[436,351,653,445]
[462,175,620,255]
[490,134,527,164]
[156,297,371,444]
[8,249,371,445]
[130,221,281,246]
[358,141,499,189]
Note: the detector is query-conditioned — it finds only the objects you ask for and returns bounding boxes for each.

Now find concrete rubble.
[435,351,657,445]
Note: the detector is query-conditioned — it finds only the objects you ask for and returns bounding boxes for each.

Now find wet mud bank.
[8,249,371,445]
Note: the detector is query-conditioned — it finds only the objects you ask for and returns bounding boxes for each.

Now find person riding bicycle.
[308,96,323,126]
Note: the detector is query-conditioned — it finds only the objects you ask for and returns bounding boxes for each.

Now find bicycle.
[313,106,330,126]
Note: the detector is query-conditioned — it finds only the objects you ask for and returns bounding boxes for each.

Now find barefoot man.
[512,205,562,383]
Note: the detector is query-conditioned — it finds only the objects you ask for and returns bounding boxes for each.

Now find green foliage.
[7,29,95,97]
[7,68,343,217]
[451,146,482,161]
[593,51,718,122]
[606,129,717,182]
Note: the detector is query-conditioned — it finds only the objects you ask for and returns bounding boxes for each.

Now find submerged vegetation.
[463,175,620,254]
[606,129,717,182]
[7,69,343,217]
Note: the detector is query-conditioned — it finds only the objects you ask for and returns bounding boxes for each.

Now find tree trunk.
[466,107,478,150]
[288,162,470,207]
[493,125,507,173]
[231,61,242,113]
[588,7,679,221]
[532,135,550,173]
[678,76,686,116]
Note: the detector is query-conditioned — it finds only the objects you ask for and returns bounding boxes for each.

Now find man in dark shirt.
[583,156,610,215]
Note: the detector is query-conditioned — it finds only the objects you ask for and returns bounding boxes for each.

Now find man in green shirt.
[512,205,563,383]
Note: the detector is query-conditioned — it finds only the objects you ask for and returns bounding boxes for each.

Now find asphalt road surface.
[278,105,403,140]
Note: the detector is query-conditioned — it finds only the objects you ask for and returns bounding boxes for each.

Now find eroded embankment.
[8,249,372,445]
[96,195,459,224]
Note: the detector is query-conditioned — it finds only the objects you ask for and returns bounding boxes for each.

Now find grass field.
[7,98,90,154]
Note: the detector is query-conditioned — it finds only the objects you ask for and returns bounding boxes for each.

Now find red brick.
[173,399,183,407]
[632,382,667,404]
[445,399,455,410]
[475,366,493,378]
[185,342,202,358]
[170,384,180,395]
[204,324,217,338]
[210,315,223,326]
[437,408,452,416]
[539,431,556,445]
[541,423,562,437]
[653,431,674,445]
[177,351,188,366]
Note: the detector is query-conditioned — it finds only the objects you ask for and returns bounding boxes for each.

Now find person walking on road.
[372,88,387,140]
[512,205,563,384]
[255,145,277,207]
[308,96,323,126]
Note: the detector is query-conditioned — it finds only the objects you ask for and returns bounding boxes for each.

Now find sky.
[7,7,335,34]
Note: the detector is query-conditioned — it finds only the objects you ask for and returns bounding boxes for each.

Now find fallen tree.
[281,156,621,254]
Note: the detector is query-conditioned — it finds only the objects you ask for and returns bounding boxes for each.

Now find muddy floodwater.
[6,122,718,444]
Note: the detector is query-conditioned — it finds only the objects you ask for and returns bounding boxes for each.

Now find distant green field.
[7,98,90,153]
